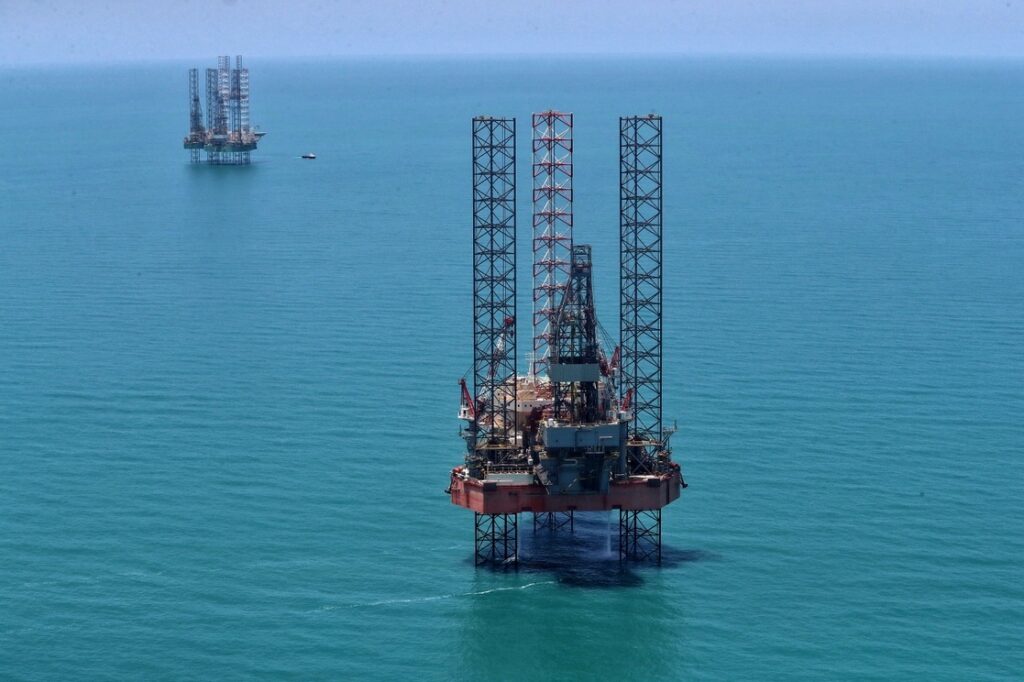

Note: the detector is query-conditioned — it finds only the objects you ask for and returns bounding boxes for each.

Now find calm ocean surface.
[1,58,1022,680]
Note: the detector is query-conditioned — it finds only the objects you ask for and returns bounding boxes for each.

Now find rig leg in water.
[619,509,662,563]
[532,510,575,534]
[474,513,518,566]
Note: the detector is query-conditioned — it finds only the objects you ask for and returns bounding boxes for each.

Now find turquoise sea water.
[1,58,1022,679]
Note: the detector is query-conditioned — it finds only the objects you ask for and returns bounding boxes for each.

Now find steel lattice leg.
[620,115,664,475]
[471,116,517,459]
[618,508,662,562]
[532,510,574,534]
[475,513,518,566]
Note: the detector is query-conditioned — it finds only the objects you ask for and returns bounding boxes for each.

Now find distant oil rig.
[449,112,686,565]
[183,56,264,165]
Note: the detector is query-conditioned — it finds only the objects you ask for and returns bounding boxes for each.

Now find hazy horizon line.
[4,50,1024,69]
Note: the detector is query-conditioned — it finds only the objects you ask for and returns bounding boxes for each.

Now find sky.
[1,0,1022,65]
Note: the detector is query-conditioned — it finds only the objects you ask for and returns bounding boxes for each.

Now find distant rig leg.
[619,509,662,562]
[475,513,518,566]
[532,510,575,534]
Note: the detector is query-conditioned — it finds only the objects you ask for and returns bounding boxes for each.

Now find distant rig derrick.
[183,56,265,165]
[450,113,686,566]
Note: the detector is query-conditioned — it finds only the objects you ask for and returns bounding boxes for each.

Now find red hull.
[449,469,681,515]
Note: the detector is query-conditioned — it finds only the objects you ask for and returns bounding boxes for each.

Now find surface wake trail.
[316,580,556,611]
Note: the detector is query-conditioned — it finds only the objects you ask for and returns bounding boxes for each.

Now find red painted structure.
[450,469,682,515]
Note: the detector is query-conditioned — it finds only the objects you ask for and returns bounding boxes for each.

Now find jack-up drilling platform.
[183,56,265,165]
[449,112,686,566]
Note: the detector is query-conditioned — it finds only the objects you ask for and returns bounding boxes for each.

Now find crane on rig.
[448,112,685,566]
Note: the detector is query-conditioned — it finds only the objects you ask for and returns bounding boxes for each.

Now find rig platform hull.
[449,470,681,515]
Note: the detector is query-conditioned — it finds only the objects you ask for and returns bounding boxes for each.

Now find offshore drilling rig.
[183,56,265,165]
[449,112,686,565]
